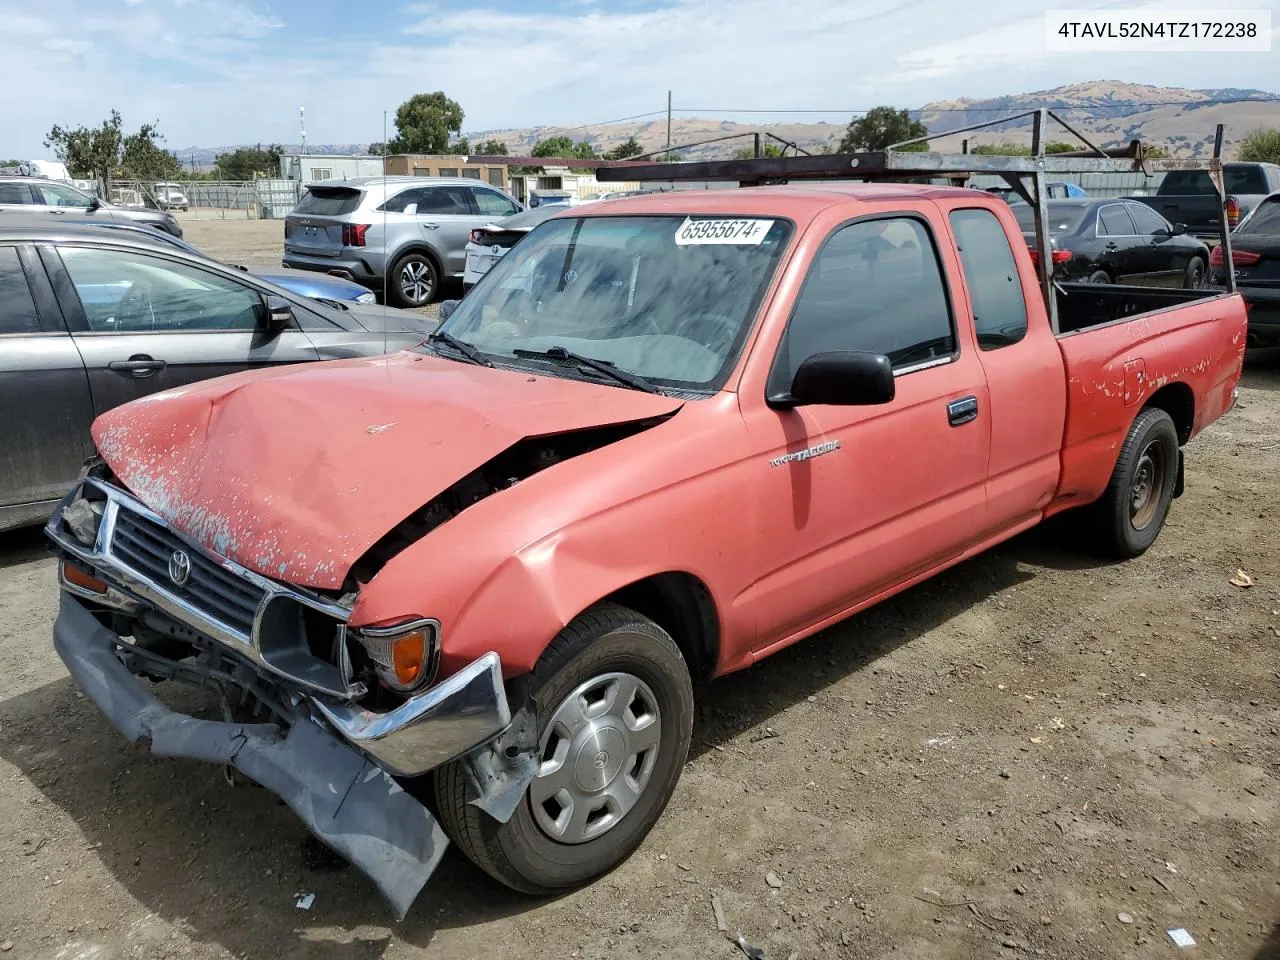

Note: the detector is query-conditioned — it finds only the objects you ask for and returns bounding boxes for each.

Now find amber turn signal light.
[391,630,428,688]
[63,561,108,594]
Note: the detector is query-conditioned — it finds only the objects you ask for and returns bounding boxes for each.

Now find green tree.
[386,91,464,154]
[969,140,1078,156]
[445,137,471,155]
[531,136,598,159]
[120,123,183,180]
[214,144,283,180]
[839,106,928,153]
[1237,128,1280,163]
[733,143,784,159]
[45,110,125,190]
[604,136,643,160]
[476,139,509,155]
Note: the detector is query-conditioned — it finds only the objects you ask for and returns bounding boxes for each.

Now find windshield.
[435,214,793,391]
[1013,203,1088,235]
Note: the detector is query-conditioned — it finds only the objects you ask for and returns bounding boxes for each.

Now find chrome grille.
[110,508,265,637]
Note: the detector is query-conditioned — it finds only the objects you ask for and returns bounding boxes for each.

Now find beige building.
[382,154,510,190]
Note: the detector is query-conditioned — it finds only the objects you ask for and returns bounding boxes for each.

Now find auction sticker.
[674,218,775,245]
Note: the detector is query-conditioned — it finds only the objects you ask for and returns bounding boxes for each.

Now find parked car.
[0,176,184,237]
[282,176,523,308]
[985,181,1087,201]
[528,189,574,208]
[152,182,190,211]
[3,214,379,303]
[45,180,1246,918]
[1131,162,1280,240]
[1209,193,1280,346]
[1013,198,1209,287]
[0,222,436,531]
[462,202,599,289]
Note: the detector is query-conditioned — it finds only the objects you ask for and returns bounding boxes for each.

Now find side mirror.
[770,351,896,409]
[1172,222,1188,236]
[86,197,101,212]
[438,299,460,321]
[265,295,294,331]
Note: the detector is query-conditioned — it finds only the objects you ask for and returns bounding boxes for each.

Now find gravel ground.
[0,219,1276,959]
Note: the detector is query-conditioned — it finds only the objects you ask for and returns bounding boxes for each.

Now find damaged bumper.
[55,593,445,920]
[46,477,539,917]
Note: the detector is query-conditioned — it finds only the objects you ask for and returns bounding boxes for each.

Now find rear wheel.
[435,604,693,894]
[389,252,439,307]
[1087,269,1111,284]
[1089,407,1179,559]
[1183,256,1206,289]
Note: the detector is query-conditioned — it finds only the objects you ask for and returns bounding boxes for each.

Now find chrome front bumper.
[45,479,512,780]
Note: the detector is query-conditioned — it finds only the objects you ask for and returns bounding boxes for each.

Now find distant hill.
[174,82,1278,165]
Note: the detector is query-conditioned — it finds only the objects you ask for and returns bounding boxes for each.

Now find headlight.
[355,291,377,304]
[352,618,439,693]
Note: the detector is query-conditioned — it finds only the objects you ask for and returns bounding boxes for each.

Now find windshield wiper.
[512,345,659,393]
[427,330,493,366]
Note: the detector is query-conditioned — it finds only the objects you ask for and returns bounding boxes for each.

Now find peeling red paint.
[92,352,682,589]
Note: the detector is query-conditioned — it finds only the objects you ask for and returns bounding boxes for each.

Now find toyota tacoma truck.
[46,176,1247,919]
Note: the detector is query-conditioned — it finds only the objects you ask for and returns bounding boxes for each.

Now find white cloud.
[2,0,1276,156]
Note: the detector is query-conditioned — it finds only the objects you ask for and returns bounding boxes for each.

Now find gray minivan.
[282,176,523,308]
[0,223,435,531]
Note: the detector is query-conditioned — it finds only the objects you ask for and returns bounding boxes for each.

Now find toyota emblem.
[168,549,192,587]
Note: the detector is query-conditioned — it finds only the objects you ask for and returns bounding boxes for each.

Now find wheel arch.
[601,572,721,685]
[1141,382,1194,445]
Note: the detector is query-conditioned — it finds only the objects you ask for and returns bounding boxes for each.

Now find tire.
[389,252,439,307]
[1090,407,1179,559]
[435,603,694,895]
[1183,256,1206,290]
[1087,269,1111,284]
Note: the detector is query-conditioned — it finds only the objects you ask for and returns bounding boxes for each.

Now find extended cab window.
[0,247,40,334]
[771,216,955,390]
[950,209,1028,350]
[59,248,265,333]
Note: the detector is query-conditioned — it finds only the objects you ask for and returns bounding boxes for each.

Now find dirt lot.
[0,219,1277,959]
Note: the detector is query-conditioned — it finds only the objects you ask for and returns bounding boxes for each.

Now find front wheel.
[1089,407,1179,559]
[1087,269,1111,284]
[435,604,693,894]
[1183,256,1206,290]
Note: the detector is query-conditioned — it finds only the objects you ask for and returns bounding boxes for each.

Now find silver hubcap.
[399,260,433,303]
[530,672,662,845]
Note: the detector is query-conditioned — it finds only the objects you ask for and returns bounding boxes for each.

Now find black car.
[1013,198,1209,288]
[1210,193,1280,347]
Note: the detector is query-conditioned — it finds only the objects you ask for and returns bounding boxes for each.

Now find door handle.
[947,395,979,426]
[420,221,440,229]
[108,355,166,378]
[1104,242,1118,250]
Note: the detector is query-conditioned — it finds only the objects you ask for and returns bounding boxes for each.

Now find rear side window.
[771,216,954,390]
[950,209,1028,350]
[0,247,40,333]
[1240,196,1280,234]
[1098,205,1137,237]
[294,187,363,216]
[0,183,33,204]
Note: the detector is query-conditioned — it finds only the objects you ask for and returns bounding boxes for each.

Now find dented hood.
[91,351,683,589]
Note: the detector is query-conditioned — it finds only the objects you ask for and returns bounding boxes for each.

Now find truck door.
[0,244,96,518]
[741,209,992,649]
[946,205,1068,534]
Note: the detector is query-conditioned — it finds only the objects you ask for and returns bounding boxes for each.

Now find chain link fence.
[106,179,304,220]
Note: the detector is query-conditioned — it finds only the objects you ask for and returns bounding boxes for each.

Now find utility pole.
[666,90,672,154]
[299,106,306,155]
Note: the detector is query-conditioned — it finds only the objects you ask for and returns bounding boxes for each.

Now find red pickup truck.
[47,182,1247,918]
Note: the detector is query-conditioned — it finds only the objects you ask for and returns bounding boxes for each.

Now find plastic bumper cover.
[53,592,447,920]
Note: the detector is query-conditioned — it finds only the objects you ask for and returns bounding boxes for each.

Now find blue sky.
[3,0,1277,156]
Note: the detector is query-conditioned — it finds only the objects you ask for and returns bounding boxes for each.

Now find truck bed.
[1050,284,1246,514]
[1054,283,1227,335]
